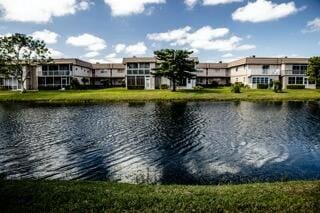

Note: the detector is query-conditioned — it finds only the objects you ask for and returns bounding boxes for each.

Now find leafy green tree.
[0,33,51,92]
[307,56,320,86]
[153,49,197,91]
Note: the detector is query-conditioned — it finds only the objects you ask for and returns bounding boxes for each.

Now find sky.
[0,0,319,63]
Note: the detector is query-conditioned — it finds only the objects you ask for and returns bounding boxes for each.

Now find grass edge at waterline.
[0,180,319,212]
[0,87,320,103]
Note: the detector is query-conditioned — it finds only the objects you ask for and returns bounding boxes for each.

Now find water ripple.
[0,101,320,184]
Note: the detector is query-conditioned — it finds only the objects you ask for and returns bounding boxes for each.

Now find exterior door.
[145,77,150,89]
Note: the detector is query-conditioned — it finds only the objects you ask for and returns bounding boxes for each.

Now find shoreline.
[0,88,320,104]
[0,179,319,212]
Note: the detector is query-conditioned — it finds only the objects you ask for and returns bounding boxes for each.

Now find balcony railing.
[42,70,71,76]
[284,70,306,75]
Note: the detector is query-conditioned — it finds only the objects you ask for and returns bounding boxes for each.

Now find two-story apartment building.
[123,56,198,90]
[123,57,158,89]
[37,59,92,89]
[229,56,316,89]
[196,62,230,86]
[0,56,316,90]
[92,63,125,87]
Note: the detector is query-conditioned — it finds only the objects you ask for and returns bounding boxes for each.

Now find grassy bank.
[0,180,319,212]
[0,87,320,103]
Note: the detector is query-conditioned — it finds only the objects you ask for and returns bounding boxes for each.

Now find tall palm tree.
[153,49,197,91]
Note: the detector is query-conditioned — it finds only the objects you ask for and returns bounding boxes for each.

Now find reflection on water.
[0,101,320,184]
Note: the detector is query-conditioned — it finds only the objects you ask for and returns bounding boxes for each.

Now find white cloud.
[103,0,165,16]
[106,53,117,58]
[185,0,198,8]
[31,29,59,44]
[232,0,300,23]
[48,48,64,58]
[115,44,126,53]
[114,42,148,55]
[105,53,122,63]
[147,26,254,52]
[203,0,242,6]
[0,0,91,23]
[84,51,100,58]
[147,26,192,42]
[222,53,233,58]
[66,33,107,52]
[236,44,256,51]
[125,42,147,55]
[184,0,242,8]
[304,17,320,32]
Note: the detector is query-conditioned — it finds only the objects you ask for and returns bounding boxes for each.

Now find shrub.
[231,83,241,93]
[269,81,274,88]
[287,85,305,89]
[160,84,169,90]
[210,81,219,88]
[273,80,282,93]
[70,78,80,89]
[257,84,269,89]
[193,85,204,90]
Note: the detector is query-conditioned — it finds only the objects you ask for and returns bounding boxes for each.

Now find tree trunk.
[20,79,26,93]
[172,79,176,92]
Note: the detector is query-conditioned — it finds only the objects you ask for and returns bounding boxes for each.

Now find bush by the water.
[257,84,269,89]
[231,83,242,93]
[273,80,282,93]
[287,85,305,89]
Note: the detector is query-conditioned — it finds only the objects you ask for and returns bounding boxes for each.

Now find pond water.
[0,101,320,184]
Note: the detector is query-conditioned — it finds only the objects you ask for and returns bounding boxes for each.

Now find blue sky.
[0,0,319,63]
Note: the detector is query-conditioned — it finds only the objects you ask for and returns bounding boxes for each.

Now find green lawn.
[0,87,320,103]
[0,180,319,212]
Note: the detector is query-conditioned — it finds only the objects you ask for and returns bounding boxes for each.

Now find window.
[252,77,257,84]
[296,77,303,84]
[127,76,135,86]
[42,65,48,71]
[288,76,304,85]
[136,76,145,86]
[288,77,295,84]
[38,77,45,85]
[128,63,138,69]
[140,63,150,69]
[54,77,61,85]
[133,70,138,75]
[46,77,53,84]
[49,65,58,71]
[292,65,307,75]
[262,65,270,74]
[252,77,269,84]
[117,69,124,73]
[139,70,144,74]
[127,70,132,75]
[59,64,69,71]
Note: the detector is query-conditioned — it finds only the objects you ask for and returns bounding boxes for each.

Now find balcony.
[284,70,306,75]
[42,70,71,76]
